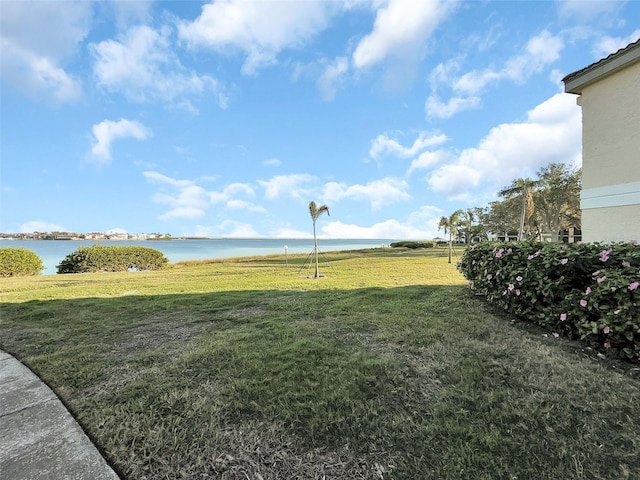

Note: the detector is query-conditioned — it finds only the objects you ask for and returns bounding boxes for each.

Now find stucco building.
[563,39,640,243]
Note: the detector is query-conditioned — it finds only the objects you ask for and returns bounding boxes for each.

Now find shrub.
[458,241,640,362]
[390,241,436,249]
[0,247,44,277]
[57,245,168,274]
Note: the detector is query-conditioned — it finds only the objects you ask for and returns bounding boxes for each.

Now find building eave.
[562,38,640,94]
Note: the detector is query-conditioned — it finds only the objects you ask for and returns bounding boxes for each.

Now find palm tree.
[459,208,475,244]
[498,178,538,241]
[309,201,330,278]
[438,209,463,264]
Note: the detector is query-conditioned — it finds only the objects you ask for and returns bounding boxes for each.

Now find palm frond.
[309,201,330,220]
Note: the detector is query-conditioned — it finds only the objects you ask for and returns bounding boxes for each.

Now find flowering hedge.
[457,241,640,362]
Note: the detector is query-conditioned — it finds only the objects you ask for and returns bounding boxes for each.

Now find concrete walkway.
[0,350,120,479]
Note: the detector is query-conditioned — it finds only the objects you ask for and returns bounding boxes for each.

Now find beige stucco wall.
[577,60,640,242]
[582,204,640,243]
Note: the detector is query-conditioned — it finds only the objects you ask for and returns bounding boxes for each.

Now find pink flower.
[516,276,523,282]
[597,276,606,284]
[486,274,493,280]
[622,261,631,268]
[585,287,592,295]
[527,250,541,260]
[553,332,560,338]
[515,289,521,296]
[599,249,610,262]
[508,284,515,291]
[580,299,587,307]
[629,282,639,291]
[560,258,568,265]
[604,342,611,349]
[495,249,504,258]
[603,326,610,334]
[507,248,513,254]
[560,313,567,321]
[592,270,600,277]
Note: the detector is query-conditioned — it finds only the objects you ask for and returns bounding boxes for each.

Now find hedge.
[457,241,640,362]
[390,241,437,249]
[0,247,44,277]
[57,245,169,274]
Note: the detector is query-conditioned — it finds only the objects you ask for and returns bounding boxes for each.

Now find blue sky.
[1,0,639,239]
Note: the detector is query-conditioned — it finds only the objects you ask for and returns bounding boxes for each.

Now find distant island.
[0,232,193,241]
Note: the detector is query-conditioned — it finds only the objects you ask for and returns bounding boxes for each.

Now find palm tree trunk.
[313,222,319,278]
[448,230,453,264]
[518,189,527,241]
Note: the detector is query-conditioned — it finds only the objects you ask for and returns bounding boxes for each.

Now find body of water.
[0,238,395,275]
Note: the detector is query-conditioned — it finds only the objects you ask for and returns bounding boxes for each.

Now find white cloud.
[91,25,228,108]
[108,0,153,27]
[429,30,564,118]
[143,171,193,189]
[321,205,442,239]
[0,0,90,102]
[144,172,259,220]
[317,56,349,101]
[454,31,564,95]
[19,220,66,233]
[408,149,452,174]
[226,199,266,213]
[272,228,313,239]
[425,95,480,119]
[258,174,316,200]
[263,158,282,167]
[194,220,260,238]
[352,0,454,70]
[558,0,623,21]
[224,183,255,197]
[426,92,582,200]
[91,119,151,163]
[322,177,410,210]
[178,0,335,75]
[154,184,212,220]
[369,131,448,159]
[593,29,640,59]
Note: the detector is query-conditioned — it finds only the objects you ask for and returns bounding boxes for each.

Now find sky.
[1,0,639,239]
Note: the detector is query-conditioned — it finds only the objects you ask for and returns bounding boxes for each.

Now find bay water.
[0,238,394,275]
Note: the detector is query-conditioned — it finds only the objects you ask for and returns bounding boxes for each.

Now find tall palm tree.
[498,178,538,241]
[309,201,330,278]
[459,208,475,244]
[438,209,463,264]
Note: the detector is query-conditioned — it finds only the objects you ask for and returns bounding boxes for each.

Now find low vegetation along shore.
[1,248,639,479]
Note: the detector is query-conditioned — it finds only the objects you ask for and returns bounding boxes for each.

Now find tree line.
[440,162,581,246]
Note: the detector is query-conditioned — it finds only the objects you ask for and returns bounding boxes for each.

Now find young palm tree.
[438,209,463,264]
[309,201,330,278]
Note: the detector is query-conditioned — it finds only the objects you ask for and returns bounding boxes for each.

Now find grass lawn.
[1,247,639,479]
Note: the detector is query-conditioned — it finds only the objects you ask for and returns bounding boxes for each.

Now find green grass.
[1,248,639,479]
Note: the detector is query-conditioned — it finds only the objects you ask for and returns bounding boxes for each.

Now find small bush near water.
[458,241,640,361]
[57,245,168,273]
[0,247,44,277]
